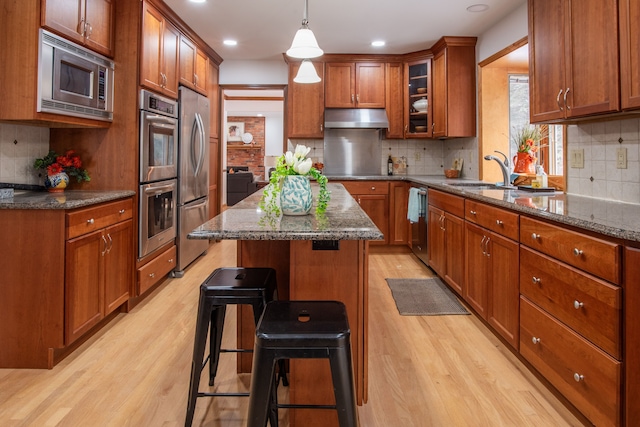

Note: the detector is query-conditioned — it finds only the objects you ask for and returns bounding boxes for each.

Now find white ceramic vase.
[280,175,312,215]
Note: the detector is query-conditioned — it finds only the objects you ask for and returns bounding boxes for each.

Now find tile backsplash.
[567,118,640,204]
[0,123,50,185]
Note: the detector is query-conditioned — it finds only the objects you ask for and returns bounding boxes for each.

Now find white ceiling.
[164,0,527,62]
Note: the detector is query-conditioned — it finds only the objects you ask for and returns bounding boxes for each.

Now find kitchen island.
[189,183,383,427]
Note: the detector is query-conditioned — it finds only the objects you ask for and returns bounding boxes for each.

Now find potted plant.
[260,144,329,216]
[34,150,90,192]
[512,125,542,174]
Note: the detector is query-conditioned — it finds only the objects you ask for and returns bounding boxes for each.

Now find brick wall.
[227,116,265,177]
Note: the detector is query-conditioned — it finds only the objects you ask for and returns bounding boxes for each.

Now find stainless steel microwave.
[38,29,114,121]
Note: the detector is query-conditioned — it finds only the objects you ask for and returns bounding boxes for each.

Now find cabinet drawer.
[428,189,464,217]
[520,246,621,359]
[520,297,621,427]
[138,245,176,295]
[340,181,389,195]
[67,199,133,240]
[520,216,621,284]
[465,199,519,241]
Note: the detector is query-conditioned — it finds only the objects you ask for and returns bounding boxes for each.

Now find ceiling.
[163,0,526,62]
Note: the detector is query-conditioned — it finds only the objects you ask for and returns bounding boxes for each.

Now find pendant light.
[294,59,321,84]
[286,0,323,59]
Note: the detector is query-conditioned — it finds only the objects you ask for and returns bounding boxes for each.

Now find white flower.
[294,144,311,159]
[284,151,295,167]
[294,157,312,175]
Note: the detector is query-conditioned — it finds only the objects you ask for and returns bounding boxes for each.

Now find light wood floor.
[0,241,585,426]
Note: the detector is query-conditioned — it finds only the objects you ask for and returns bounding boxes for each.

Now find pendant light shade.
[294,59,321,83]
[286,0,323,59]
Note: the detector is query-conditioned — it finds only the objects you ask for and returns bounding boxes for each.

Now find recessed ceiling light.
[257,113,263,117]
[371,41,386,47]
[223,40,238,46]
[189,0,206,3]
[467,4,489,12]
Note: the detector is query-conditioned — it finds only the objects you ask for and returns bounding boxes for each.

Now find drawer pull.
[469,210,477,215]
[168,258,174,263]
[496,219,503,226]
[371,186,376,191]
[149,273,155,278]
[119,209,125,214]
[87,218,95,224]
[573,300,584,309]
[573,373,584,382]
[532,337,540,345]
[573,248,583,256]
[531,233,540,240]
[532,276,541,285]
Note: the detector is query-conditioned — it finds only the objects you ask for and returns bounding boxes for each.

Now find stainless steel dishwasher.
[410,185,428,265]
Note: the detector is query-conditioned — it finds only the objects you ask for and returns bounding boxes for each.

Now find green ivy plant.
[259,144,330,217]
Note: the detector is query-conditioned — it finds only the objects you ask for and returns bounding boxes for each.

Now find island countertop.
[189,183,384,241]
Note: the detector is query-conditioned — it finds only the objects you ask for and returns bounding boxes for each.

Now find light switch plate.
[570,149,584,168]
[616,148,627,169]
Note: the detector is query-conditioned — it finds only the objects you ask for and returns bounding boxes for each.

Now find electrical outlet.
[616,148,627,169]
[414,152,421,162]
[570,149,584,168]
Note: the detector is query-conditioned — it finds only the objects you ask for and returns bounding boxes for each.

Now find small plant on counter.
[34,150,90,182]
[259,144,329,216]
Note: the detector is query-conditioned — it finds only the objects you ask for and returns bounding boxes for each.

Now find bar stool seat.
[247,300,358,427]
[185,267,286,427]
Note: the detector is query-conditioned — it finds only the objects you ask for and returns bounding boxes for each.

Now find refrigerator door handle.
[194,112,206,178]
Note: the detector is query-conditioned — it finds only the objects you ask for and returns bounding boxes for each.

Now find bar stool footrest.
[197,392,250,398]
[276,403,337,410]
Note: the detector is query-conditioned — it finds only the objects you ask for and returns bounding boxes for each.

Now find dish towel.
[407,187,421,223]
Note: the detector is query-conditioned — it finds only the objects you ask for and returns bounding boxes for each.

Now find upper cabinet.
[528,0,619,123]
[404,55,432,138]
[430,37,477,138]
[140,1,180,99]
[287,61,325,138]
[42,0,114,57]
[325,62,385,108]
[385,62,405,139]
[179,35,208,96]
[620,0,640,110]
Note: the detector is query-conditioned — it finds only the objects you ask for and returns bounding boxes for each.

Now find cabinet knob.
[119,209,125,214]
[532,337,540,345]
[573,373,584,382]
[168,258,174,263]
[469,210,476,215]
[496,219,503,226]
[149,273,155,278]
[87,218,95,224]
[573,300,584,309]
[371,186,376,191]
[531,233,540,240]
[532,276,541,285]
[573,248,583,256]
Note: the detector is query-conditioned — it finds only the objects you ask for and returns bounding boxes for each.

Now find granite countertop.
[189,183,384,241]
[0,189,136,210]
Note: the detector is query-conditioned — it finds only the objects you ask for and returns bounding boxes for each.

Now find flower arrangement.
[34,150,90,183]
[513,125,542,157]
[259,144,329,216]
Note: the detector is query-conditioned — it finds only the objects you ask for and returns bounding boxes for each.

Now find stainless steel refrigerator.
[173,86,210,277]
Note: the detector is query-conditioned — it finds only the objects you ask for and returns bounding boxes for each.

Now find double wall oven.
[139,90,178,258]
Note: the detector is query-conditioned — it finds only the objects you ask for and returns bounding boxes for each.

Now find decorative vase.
[280,175,312,215]
[45,172,69,192]
[513,153,537,174]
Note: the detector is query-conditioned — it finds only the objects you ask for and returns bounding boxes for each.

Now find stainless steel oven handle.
[144,184,175,195]
[145,115,176,125]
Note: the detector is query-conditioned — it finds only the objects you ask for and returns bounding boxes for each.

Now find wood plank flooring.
[0,241,585,426]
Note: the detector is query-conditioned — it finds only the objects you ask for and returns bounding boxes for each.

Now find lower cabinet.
[138,244,177,295]
[339,181,389,245]
[65,199,133,345]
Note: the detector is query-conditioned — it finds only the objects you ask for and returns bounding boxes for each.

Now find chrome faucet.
[484,150,516,189]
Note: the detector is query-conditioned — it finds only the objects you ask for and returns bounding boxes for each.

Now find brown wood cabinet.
[339,181,389,246]
[325,62,385,108]
[65,199,133,344]
[140,0,180,99]
[430,37,477,138]
[389,181,409,245]
[385,62,405,139]
[42,0,114,57]
[179,35,208,95]
[620,0,640,110]
[427,189,465,294]
[625,247,640,425]
[528,0,619,123]
[404,55,432,138]
[208,62,220,218]
[137,245,176,295]
[287,61,325,138]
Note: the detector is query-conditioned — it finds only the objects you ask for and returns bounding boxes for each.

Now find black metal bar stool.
[185,267,287,427]
[247,300,359,427]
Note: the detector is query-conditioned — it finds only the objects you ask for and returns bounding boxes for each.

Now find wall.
[226,116,265,177]
[0,123,49,185]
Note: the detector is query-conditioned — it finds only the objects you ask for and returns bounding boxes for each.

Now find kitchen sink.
[446,182,505,190]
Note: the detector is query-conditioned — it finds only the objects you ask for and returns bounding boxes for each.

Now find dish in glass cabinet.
[416,87,427,94]
[415,126,427,132]
[412,98,428,112]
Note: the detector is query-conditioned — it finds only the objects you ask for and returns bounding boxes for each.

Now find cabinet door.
[405,58,431,138]
[487,232,519,349]
[42,0,84,46]
[427,206,445,277]
[355,63,385,108]
[194,48,209,94]
[357,194,388,246]
[179,36,197,89]
[528,0,566,123]
[140,2,165,93]
[287,61,325,138]
[325,63,355,108]
[464,221,488,319]
[431,49,447,138]
[444,213,464,295]
[385,62,404,139]
[389,181,409,245]
[83,0,114,57]
[104,220,132,315]
[620,0,640,110]
[65,229,104,344]
[161,20,180,98]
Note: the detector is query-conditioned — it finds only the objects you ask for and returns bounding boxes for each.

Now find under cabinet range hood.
[324,108,389,129]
